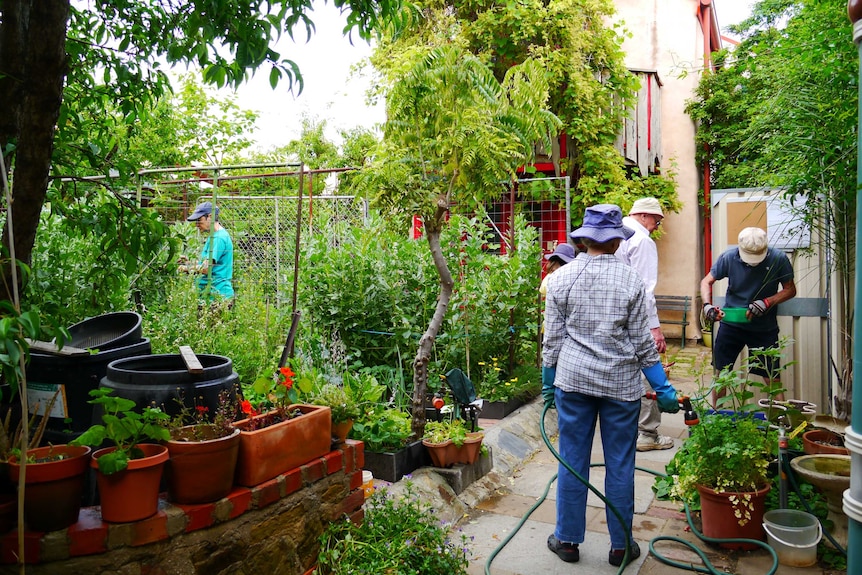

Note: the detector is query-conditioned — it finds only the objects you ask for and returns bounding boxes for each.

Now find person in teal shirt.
[185,201,234,301]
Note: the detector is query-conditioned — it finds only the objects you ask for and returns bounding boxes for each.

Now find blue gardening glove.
[703,303,720,322]
[542,367,557,408]
[748,298,771,318]
[642,362,680,414]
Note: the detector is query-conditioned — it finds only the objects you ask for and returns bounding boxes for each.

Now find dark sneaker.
[609,542,641,566]
[547,534,579,563]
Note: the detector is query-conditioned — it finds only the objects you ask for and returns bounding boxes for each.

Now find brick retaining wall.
[0,440,365,574]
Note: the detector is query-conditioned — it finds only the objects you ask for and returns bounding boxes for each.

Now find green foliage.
[298,211,543,401]
[369,0,677,220]
[298,214,439,366]
[318,483,470,574]
[71,388,171,475]
[671,413,771,498]
[144,273,290,386]
[26,191,179,326]
[351,409,414,452]
[686,0,855,396]
[422,419,470,447]
[310,383,361,424]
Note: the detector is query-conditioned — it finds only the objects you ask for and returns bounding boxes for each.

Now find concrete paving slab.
[461,512,647,575]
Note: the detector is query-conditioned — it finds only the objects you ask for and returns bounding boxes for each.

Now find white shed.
[710,188,839,414]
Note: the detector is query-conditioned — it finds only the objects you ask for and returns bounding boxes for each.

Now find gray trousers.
[638,389,661,437]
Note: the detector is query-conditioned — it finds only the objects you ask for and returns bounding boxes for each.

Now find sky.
[231,1,755,152]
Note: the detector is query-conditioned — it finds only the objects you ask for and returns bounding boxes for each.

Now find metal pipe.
[845,3,862,572]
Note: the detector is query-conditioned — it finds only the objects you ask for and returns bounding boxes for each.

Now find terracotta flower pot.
[332,419,354,444]
[8,444,91,531]
[423,432,484,468]
[697,483,771,550]
[92,443,168,523]
[802,429,849,455]
[234,404,332,487]
[166,425,241,504]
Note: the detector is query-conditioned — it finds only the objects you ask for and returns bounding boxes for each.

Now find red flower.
[240,399,257,417]
[279,366,295,390]
[195,405,209,415]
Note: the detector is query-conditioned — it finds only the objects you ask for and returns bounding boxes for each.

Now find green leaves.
[71,388,171,475]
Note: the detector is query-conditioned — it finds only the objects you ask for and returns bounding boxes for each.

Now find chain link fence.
[140,164,368,303]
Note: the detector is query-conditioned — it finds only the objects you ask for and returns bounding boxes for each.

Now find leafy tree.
[360,46,560,437]
[369,0,680,223]
[686,0,856,417]
[0,0,403,302]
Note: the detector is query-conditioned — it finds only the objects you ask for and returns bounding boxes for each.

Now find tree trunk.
[411,202,454,440]
[0,0,70,302]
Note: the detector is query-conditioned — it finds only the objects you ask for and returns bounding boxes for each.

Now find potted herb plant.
[233,365,331,487]
[421,418,483,468]
[71,388,171,523]
[668,357,783,549]
[311,383,360,443]
[353,408,427,483]
[164,387,241,504]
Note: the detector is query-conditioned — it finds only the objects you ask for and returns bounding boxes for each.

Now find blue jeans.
[554,388,639,549]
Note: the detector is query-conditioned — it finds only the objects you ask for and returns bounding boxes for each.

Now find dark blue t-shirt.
[710,247,794,332]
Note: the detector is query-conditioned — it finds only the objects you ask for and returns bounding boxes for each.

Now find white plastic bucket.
[763,509,822,567]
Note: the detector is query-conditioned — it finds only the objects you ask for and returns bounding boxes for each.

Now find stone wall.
[0,440,365,575]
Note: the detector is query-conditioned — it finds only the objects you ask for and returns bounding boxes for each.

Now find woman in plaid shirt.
[542,204,679,567]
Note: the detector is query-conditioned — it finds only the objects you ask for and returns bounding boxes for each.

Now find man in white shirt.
[616,197,673,451]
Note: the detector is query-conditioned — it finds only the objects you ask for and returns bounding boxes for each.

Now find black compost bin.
[99,354,239,419]
[67,311,143,352]
[26,338,152,445]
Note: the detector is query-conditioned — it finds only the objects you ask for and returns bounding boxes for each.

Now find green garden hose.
[483,402,779,575]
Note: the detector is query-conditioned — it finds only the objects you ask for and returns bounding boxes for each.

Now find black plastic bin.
[26,338,152,445]
[66,311,143,352]
[99,353,239,419]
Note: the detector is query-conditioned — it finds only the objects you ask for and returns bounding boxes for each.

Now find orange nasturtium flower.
[240,399,257,417]
[279,366,295,390]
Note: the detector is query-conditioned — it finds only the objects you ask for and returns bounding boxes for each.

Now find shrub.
[318,484,470,574]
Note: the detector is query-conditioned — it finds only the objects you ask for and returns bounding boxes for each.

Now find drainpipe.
[699,0,714,275]
[844,3,862,572]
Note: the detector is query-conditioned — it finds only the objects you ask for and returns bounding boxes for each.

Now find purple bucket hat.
[569,204,635,243]
[544,243,576,264]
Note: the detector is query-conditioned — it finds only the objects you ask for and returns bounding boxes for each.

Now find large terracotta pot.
[166,425,241,504]
[697,483,771,550]
[234,404,332,487]
[802,429,849,455]
[423,432,484,468]
[92,443,168,523]
[8,444,91,531]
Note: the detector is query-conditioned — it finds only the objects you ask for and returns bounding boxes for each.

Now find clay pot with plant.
[71,388,171,523]
[311,383,360,443]
[163,387,241,504]
[665,345,791,549]
[422,418,483,468]
[234,365,331,487]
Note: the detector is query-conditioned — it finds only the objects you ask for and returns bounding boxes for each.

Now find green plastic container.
[722,307,750,323]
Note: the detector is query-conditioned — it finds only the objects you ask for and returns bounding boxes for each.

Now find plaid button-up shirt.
[542,253,660,402]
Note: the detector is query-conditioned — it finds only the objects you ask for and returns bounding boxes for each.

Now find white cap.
[629,197,664,217]
[738,227,768,265]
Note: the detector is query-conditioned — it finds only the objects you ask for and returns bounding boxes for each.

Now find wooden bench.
[655,295,691,349]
